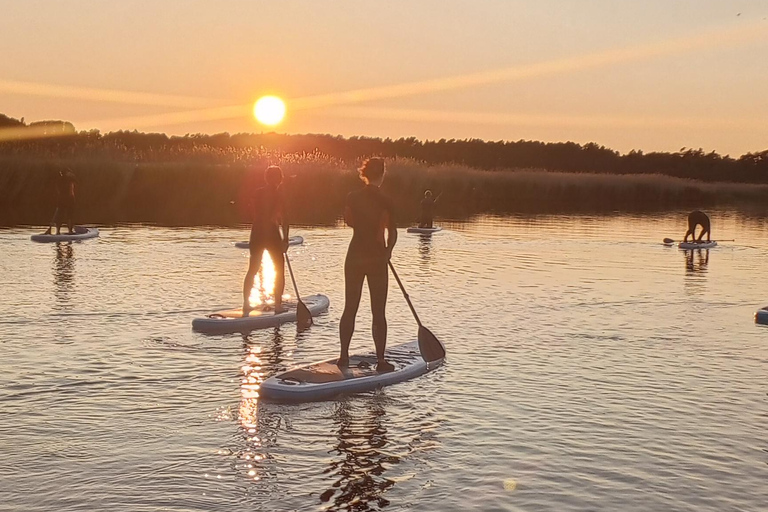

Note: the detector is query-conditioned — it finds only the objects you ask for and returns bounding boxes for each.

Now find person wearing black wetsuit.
[418,190,440,228]
[683,210,711,243]
[242,165,289,317]
[44,169,76,235]
[339,158,397,373]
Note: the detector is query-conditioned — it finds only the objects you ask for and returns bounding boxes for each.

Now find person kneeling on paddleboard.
[242,165,289,317]
[683,210,711,243]
[418,190,441,229]
[339,157,397,373]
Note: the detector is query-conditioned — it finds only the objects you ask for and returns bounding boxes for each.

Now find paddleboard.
[235,235,304,249]
[406,226,442,234]
[192,293,329,334]
[259,339,445,402]
[31,226,99,243]
[755,307,768,325]
[678,241,717,250]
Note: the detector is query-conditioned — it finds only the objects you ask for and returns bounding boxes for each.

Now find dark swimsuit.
[419,197,435,228]
[249,186,283,254]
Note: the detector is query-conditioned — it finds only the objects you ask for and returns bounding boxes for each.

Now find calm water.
[1,213,766,512]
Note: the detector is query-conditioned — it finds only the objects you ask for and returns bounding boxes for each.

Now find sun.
[253,96,286,126]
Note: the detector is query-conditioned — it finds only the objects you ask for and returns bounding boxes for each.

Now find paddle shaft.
[284,253,302,298]
[388,261,423,328]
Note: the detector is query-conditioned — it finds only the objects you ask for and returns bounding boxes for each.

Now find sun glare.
[253,96,286,126]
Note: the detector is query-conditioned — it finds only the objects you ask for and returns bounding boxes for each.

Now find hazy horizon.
[2,0,767,156]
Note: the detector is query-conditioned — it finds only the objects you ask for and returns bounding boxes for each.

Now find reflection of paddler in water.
[683,210,711,243]
[339,158,397,373]
[320,398,396,510]
[685,248,709,273]
[53,242,75,308]
[44,168,76,235]
[418,190,441,228]
[242,165,289,318]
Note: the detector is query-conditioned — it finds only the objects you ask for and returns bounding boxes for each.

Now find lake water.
[1,213,766,512]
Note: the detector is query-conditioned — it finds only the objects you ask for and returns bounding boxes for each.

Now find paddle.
[663,238,734,244]
[284,252,313,330]
[388,261,446,363]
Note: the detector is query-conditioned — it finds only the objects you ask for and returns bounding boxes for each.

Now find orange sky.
[1,1,767,155]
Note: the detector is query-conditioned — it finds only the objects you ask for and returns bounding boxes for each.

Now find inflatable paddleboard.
[31,226,99,243]
[678,241,717,250]
[235,235,304,249]
[755,306,768,325]
[406,226,442,234]
[192,294,329,334]
[259,339,445,402]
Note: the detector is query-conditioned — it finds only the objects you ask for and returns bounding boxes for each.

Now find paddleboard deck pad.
[235,236,303,249]
[192,294,329,334]
[406,227,442,234]
[260,340,444,402]
[755,307,768,325]
[678,241,717,249]
[31,226,99,243]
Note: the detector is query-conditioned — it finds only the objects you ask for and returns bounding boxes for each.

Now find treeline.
[1,113,767,183]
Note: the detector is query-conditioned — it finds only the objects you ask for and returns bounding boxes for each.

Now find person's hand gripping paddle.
[388,261,446,363]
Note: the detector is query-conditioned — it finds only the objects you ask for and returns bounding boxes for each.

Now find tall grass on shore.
[3,154,768,227]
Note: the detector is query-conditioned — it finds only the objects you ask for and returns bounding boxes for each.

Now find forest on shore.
[2,113,767,226]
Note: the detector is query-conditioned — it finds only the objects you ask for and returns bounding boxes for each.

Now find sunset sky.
[1,0,767,155]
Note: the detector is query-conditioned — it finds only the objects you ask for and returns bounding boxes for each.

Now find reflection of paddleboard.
[678,241,717,250]
[755,306,768,325]
[31,226,99,243]
[192,294,329,334]
[260,339,445,403]
[406,227,442,234]
[234,235,304,249]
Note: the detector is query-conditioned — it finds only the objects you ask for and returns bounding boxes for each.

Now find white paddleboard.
[406,226,442,234]
[31,226,99,243]
[259,340,445,403]
[192,294,329,334]
[678,241,717,249]
[235,235,304,249]
[755,307,768,325]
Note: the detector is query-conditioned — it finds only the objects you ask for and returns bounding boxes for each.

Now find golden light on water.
[253,95,286,126]
[239,343,265,482]
[247,251,290,309]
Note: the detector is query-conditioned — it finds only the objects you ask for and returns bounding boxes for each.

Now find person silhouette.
[338,158,397,373]
[683,210,711,243]
[241,165,289,317]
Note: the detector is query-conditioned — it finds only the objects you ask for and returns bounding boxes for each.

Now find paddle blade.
[663,238,675,244]
[418,325,446,363]
[296,299,313,331]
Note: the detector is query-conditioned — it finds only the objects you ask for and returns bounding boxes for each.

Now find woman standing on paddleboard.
[242,165,289,317]
[339,158,397,373]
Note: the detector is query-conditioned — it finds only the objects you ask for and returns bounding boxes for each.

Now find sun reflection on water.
[238,343,265,483]
[247,251,290,308]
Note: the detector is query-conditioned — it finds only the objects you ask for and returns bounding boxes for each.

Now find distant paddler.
[242,165,289,317]
[683,210,711,243]
[43,168,76,235]
[418,190,442,229]
[339,158,397,373]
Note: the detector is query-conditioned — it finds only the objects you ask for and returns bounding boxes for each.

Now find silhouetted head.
[424,190,433,198]
[358,157,385,186]
[264,165,283,187]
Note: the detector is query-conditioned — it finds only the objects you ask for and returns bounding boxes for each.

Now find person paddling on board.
[44,168,76,235]
[339,158,398,373]
[418,190,441,229]
[683,210,711,243]
[242,165,289,318]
